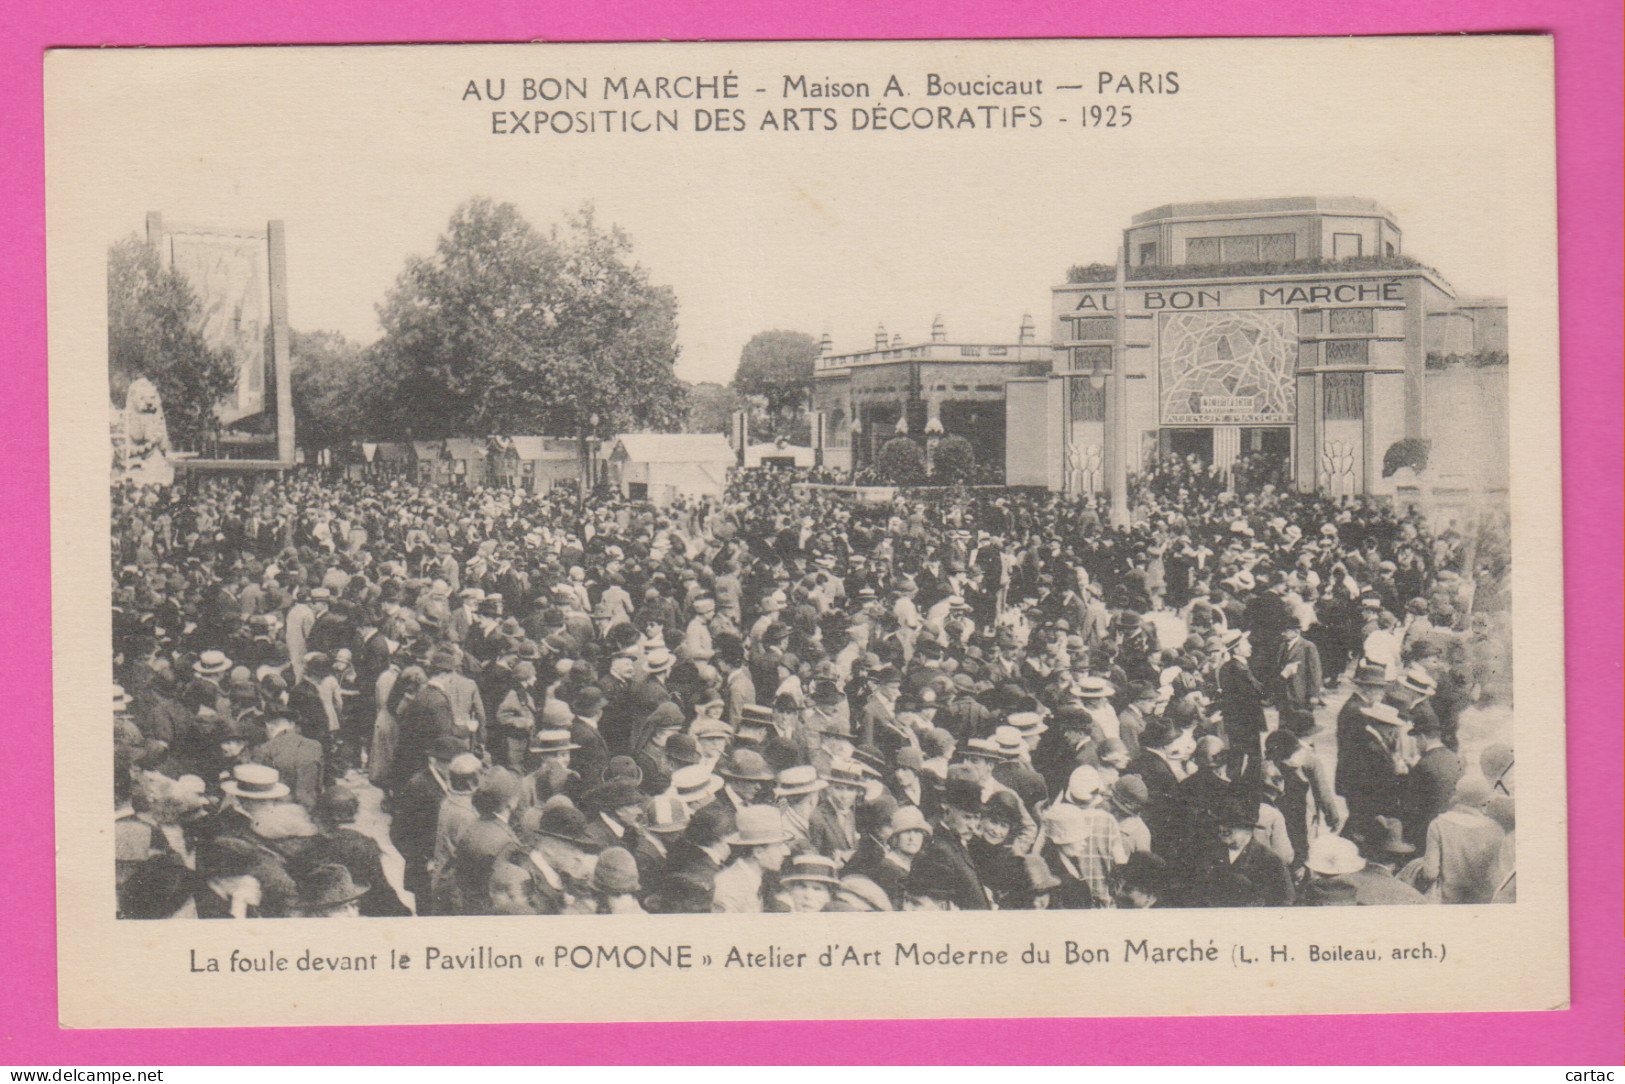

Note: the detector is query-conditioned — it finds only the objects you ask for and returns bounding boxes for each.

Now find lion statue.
[112,377,174,486]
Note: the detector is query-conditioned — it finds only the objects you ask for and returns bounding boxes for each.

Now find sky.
[48,37,1543,387]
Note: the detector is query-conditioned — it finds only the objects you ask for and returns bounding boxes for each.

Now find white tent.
[607,433,734,504]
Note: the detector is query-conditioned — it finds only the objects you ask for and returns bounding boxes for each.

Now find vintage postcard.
[45,36,1565,1028]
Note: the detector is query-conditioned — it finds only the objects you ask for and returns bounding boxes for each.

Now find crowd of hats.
[108,454,1512,916]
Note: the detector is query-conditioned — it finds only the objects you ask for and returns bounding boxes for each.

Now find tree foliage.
[1382,437,1432,479]
[684,381,744,434]
[931,433,977,483]
[732,329,819,421]
[106,234,237,450]
[375,198,685,439]
[290,330,398,447]
[876,436,927,485]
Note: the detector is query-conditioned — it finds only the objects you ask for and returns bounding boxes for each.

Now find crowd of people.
[111,453,1516,918]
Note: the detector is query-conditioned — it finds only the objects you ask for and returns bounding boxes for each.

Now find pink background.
[3,0,1619,1065]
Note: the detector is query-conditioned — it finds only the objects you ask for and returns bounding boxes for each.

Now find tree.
[107,234,237,450]
[876,436,927,485]
[684,381,743,434]
[932,433,976,483]
[1382,437,1432,478]
[375,198,685,439]
[731,330,819,430]
[290,330,398,448]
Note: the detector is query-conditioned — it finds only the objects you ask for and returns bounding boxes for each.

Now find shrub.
[932,434,976,483]
[876,436,927,485]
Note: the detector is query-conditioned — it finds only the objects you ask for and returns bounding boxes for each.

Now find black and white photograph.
[47,36,1566,1025]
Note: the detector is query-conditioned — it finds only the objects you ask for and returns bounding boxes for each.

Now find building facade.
[1032,197,1508,508]
[811,317,1050,476]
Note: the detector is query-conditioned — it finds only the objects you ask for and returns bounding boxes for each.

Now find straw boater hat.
[528,729,580,756]
[1398,666,1438,698]
[774,764,828,799]
[990,726,1028,759]
[961,737,1004,762]
[194,650,232,677]
[221,763,289,801]
[781,853,841,886]
[1073,676,1116,700]
[1006,711,1047,739]
[670,763,723,803]
[823,758,871,790]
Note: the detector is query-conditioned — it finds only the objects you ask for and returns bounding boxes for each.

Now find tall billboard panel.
[155,224,268,425]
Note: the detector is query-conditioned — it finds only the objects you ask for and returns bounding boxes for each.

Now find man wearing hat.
[645,801,733,914]
[1336,660,1393,752]
[297,862,369,918]
[428,753,483,911]
[809,758,870,865]
[1386,664,1443,749]
[1216,629,1267,754]
[1347,816,1428,904]
[204,762,291,845]
[512,799,602,915]
[1336,701,1411,839]
[389,735,463,914]
[716,747,776,820]
[915,765,990,910]
[1401,711,1463,848]
[713,804,795,913]
[580,779,647,849]
[831,874,895,913]
[774,764,828,851]
[247,712,325,810]
[607,647,676,756]
[394,645,471,788]
[858,664,904,751]
[567,686,612,792]
[1272,621,1323,737]
[1200,796,1293,907]
[521,727,585,808]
